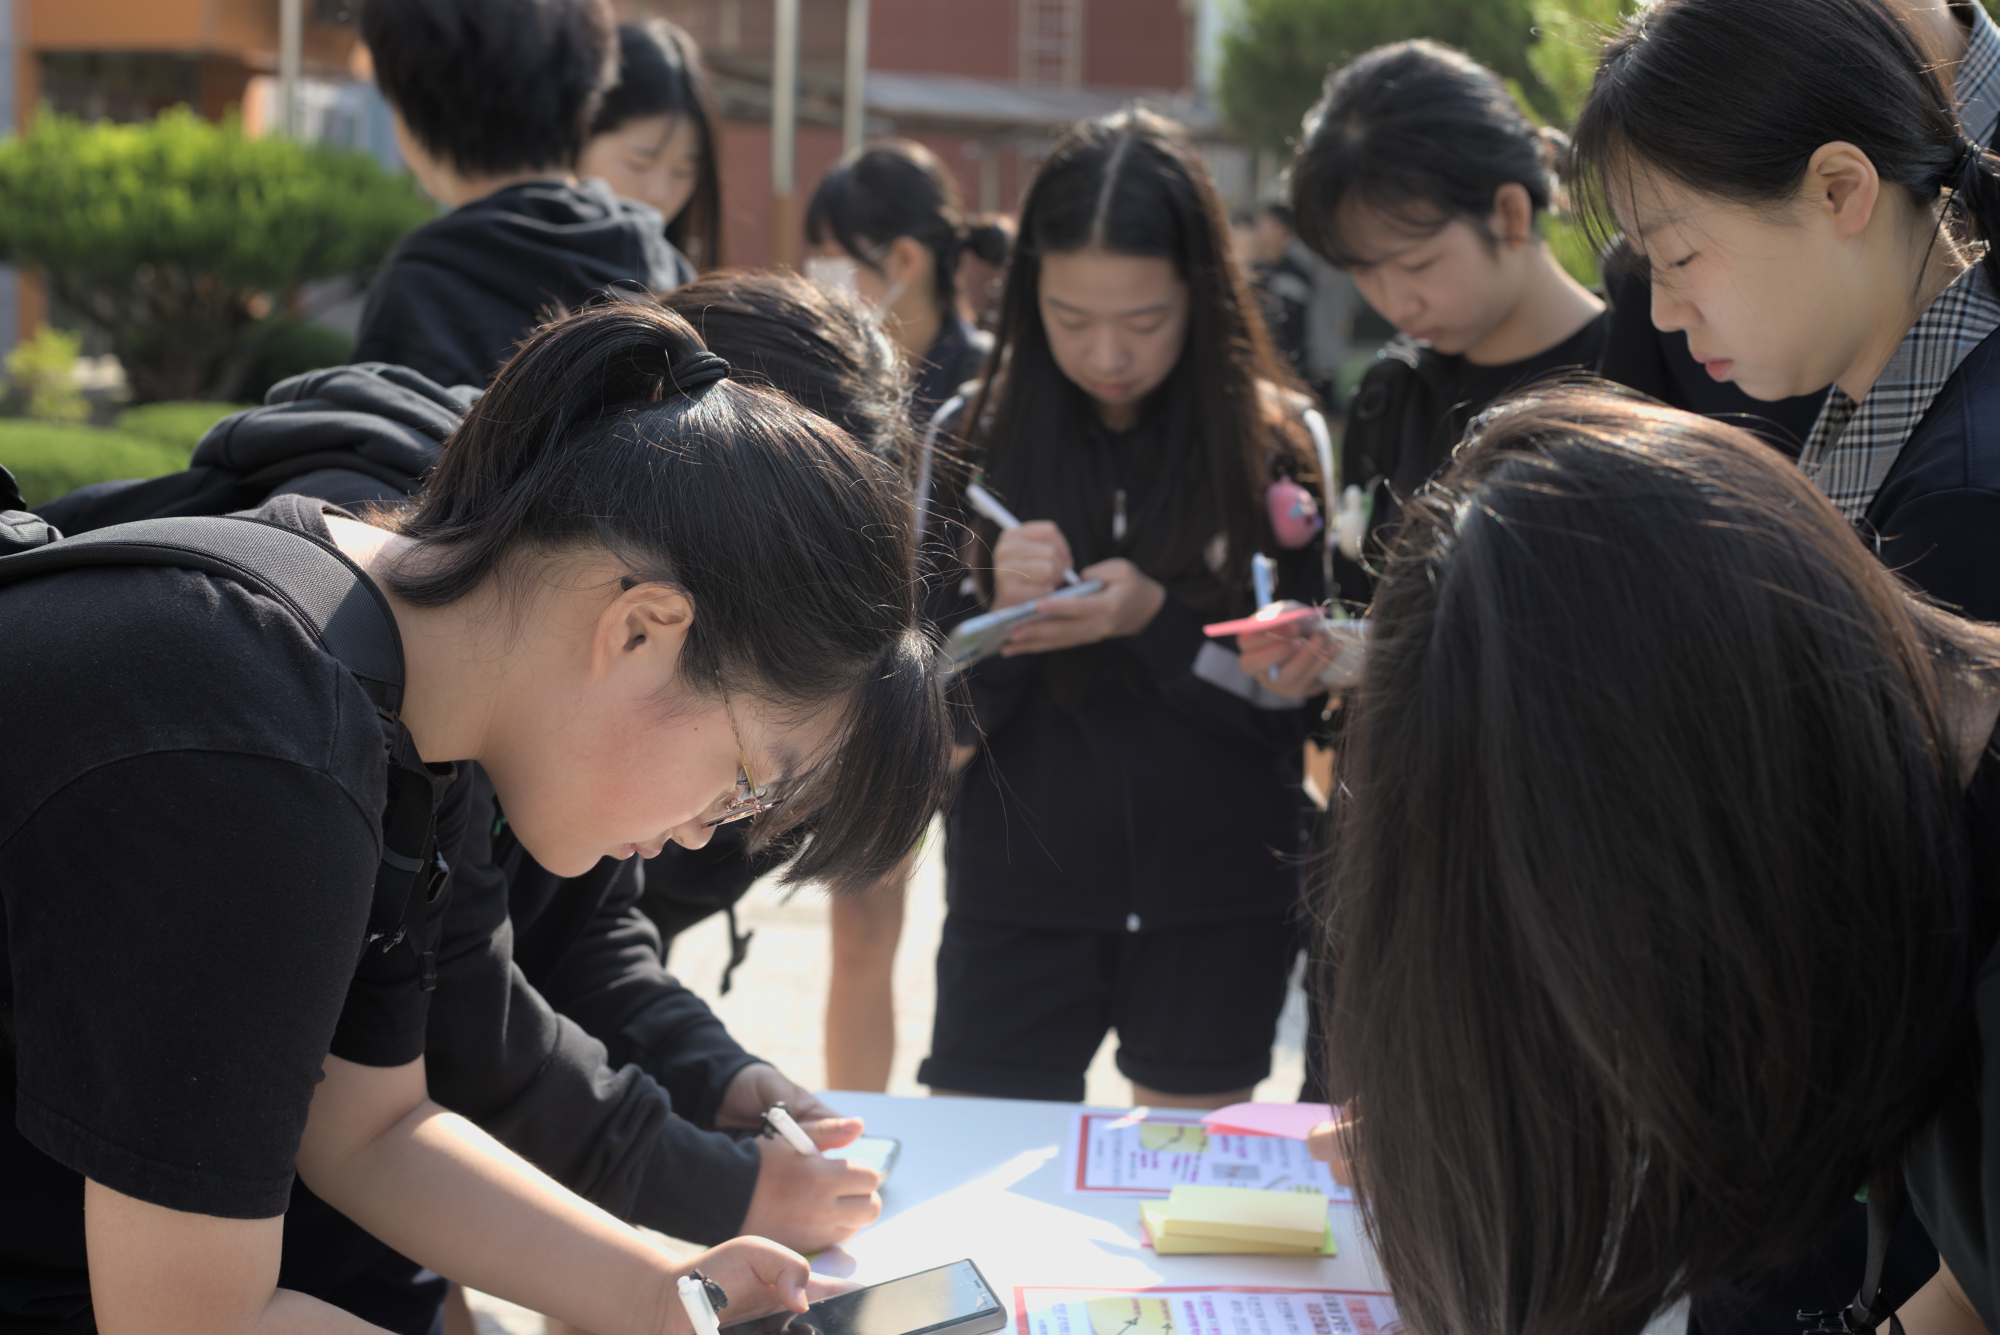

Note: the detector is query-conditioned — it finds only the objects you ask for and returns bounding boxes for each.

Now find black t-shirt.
[0,497,432,1330]
[1341,314,1609,601]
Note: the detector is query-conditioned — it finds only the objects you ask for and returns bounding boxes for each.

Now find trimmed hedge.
[0,419,192,508]
[115,400,250,453]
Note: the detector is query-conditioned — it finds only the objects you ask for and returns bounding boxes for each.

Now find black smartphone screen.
[723,1261,1005,1335]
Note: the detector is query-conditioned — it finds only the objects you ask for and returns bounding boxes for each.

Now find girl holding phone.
[917,109,1332,1108]
[0,302,948,1334]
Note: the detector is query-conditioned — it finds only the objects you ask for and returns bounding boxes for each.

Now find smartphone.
[722,1260,1006,1335]
[822,1135,900,1179]
[945,580,1106,671]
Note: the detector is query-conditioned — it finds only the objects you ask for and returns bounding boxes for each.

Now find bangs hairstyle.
[591,20,724,268]
[1324,382,1998,1335]
[966,107,1307,616]
[388,302,949,893]
[360,0,615,176]
[1571,0,2000,289]
[1291,40,1568,269]
[662,269,913,469]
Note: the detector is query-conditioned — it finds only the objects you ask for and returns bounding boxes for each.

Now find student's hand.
[739,1118,885,1251]
[714,1062,841,1130]
[1238,622,1340,701]
[1305,1115,1357,1190]
[991,521,1074,609]
[666,1237,832,1334]
[1002,558,1165,654]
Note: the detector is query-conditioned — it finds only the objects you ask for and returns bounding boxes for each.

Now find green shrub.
[5,325,87,422]
[0,108,432,403]
[115,400,250,454]
[241,320,355,403]
[0,419,191,508]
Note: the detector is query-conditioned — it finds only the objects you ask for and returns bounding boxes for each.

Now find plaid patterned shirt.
[1962,0,2000,148]
[1796,265,2000,522]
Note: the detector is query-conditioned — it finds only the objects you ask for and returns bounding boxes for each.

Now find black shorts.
[916,914,1300,1101]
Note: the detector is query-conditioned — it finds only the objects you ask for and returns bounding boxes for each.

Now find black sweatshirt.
[941,398,1328,933]
[352,179,693,388]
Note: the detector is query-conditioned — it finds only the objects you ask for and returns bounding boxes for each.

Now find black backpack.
[0,472,455,991]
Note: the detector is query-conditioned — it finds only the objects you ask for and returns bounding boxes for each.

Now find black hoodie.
[352,178,693,388]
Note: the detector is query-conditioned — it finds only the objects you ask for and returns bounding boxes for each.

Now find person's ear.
[885,235,931,290]
[589,580,695,686]
[1490,182,1536,250]
[1807,141,1882,242]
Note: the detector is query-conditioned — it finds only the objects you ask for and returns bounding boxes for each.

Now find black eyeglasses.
[703,675,785,828]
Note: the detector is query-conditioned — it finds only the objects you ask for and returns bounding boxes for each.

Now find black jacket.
[939,398,1329,933]
[352,179,693,389]
[1862,322,2000,623]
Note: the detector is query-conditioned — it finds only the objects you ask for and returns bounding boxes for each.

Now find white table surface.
[812,1092,1387,1304]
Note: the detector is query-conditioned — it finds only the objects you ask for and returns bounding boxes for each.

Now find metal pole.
[279,0,303,138]
[771,0,800,268]
[842,0,869,157]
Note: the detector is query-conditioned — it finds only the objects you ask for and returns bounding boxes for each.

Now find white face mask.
[806,250,910,329]
[804,255,861,295]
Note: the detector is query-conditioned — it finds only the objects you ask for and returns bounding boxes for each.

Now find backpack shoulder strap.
[0,513,405,715]
[0,512,453,989]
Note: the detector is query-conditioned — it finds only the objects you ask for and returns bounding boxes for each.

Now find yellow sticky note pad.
[1141,1201,1336,1256]
[1087,1296,1177,1335]
[1138,1123,1209,1153]
[1155,1185,1330,1249]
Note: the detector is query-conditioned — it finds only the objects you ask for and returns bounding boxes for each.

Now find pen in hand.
[762,1103,821,1158]
[965,482,1083,586]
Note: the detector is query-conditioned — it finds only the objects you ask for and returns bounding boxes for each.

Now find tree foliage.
[0,109,433,402]
[1218,0,1551,157]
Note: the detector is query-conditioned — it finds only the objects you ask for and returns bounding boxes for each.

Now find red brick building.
[635,0,1220,267]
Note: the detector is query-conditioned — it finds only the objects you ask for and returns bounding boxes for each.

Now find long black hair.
[965,107,1304,616]
[590,20,723,268]
[386,301,948,893]
[663,269,914,468]
[1291,40,1569,268]
[805,140,1012,324]
[1325,382,1999,1335]
[1573,0,2000,290]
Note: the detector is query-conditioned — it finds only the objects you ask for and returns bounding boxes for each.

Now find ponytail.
[806,139,973,322]
[390,300,949,892]
[1950,136,2000,290]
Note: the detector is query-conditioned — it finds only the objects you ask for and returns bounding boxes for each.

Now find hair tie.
[1954,138,1984,184]
[666,350,731,398]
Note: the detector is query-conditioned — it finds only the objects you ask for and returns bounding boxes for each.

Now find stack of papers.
[1138,1185,1335,1256]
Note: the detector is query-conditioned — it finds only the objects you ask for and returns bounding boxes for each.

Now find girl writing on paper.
[917,108,1334,1109]
[0,302,949,1334]
[1287,39,1606,603]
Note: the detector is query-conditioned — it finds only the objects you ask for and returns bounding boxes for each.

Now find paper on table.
[1016,1287,1400,1335]
[1065,1110,1351,1200]
[1138,1203,1337,1257]
[1200,1103,1336,1141]
[1155,1185,1329,1248]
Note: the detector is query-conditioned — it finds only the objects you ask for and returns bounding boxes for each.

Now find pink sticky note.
[1199,1102,1336,1140]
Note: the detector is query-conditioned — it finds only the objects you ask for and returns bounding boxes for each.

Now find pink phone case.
[1201,606,1323,639]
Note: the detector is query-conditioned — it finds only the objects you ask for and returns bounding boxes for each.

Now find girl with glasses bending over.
[917,109,1333,1109]
[0,302,949,1335]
